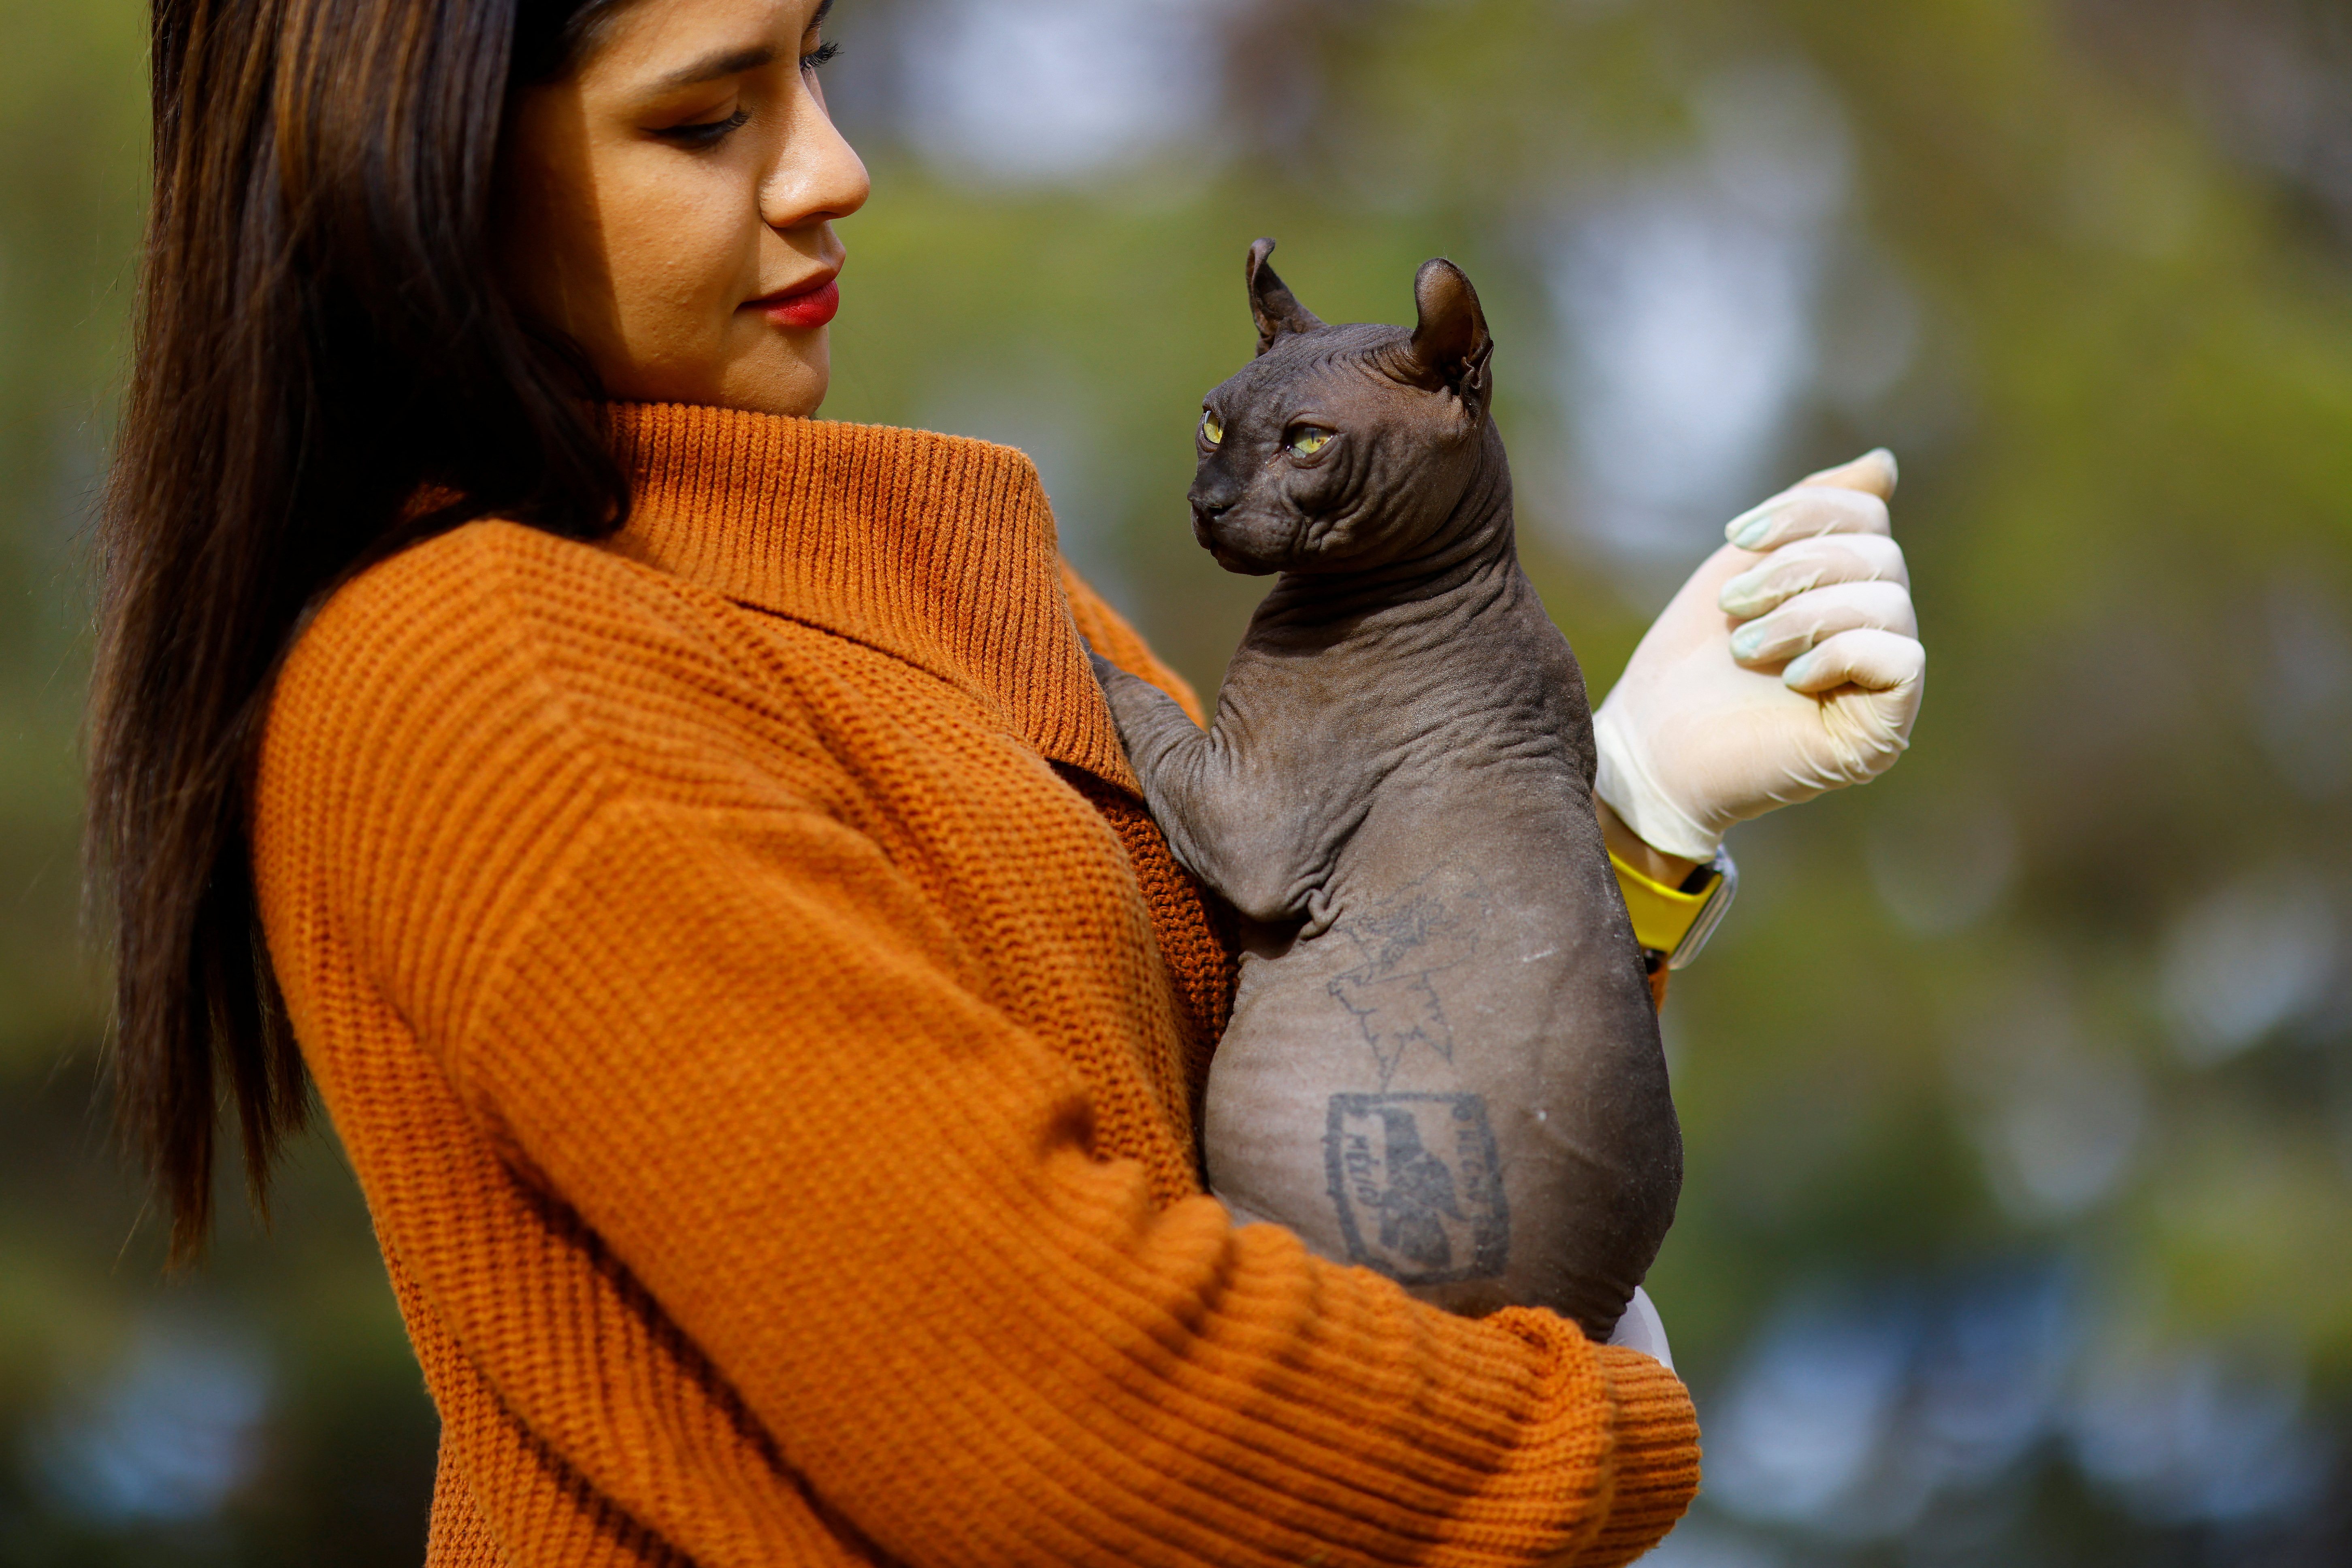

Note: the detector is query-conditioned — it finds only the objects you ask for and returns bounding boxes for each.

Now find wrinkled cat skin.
[1089,241,1679,1336]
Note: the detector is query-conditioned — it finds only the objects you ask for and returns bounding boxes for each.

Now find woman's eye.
[803,40,841,72]
[1201,411,1224,446]
[656,108,750,148]
[1287,427,1331,457]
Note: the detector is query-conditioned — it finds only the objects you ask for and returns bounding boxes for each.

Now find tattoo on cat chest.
[1323,877,1496,1087]
[1323,1093,1509,1284]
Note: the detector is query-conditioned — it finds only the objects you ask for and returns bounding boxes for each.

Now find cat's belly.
[1201,817,1678,1334]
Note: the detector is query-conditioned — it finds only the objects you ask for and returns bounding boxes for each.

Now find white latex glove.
[1592,450,1925,862]
[1606,1285,1674,1370]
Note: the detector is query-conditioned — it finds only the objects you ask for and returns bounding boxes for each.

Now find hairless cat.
[1089,240,1678,1338]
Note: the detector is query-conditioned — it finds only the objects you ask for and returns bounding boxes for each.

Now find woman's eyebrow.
[652,0,832,88]
[656,43,777,90]
[652,2,831,92]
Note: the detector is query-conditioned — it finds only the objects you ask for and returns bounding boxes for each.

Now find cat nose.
[1189,485,1239,521]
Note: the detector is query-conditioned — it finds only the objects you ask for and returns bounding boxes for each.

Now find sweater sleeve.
[297,539,1697,1568]
[443,796,1695,1567]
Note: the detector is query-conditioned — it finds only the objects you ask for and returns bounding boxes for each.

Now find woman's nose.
[763,79,871,233]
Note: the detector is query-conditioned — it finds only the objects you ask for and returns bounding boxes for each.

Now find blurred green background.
[5,0,2351,1562]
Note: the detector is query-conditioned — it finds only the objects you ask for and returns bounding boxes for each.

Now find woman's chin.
[723,345,830,420]
[612,340,830,419]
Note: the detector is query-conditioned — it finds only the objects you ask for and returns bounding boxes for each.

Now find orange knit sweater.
[251,403,1699,1567]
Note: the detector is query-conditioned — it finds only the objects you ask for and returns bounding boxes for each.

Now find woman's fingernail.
[1719,569,1772,616]
[1726,501,1782,548]
[1730,622,1771,661]
[1783,649,1819,688]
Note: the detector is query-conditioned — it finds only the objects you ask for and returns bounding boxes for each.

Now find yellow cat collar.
[1611,849,1738,970]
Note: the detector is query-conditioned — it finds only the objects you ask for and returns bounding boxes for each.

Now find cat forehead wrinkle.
[1223,335,1426,425]
[1257,322,1408,368]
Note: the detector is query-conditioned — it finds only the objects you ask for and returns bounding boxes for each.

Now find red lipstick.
[752,273,840,330]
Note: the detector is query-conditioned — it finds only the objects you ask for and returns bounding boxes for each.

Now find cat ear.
[1402,258,1494,419]
[1246,238,1325,355]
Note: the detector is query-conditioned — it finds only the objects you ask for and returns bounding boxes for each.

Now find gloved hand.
[1592,450,1925,863]
[1606,1285,1674,1370]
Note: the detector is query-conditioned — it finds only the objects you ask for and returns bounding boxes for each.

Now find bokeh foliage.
[4,0,2350,1562]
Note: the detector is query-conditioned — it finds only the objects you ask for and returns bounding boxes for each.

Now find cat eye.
[1287,426,1332,458]
[1200,411,1224,446]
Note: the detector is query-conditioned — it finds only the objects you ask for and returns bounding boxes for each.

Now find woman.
[89,0,1924,1563]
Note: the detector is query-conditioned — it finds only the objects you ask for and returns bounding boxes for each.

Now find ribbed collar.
[599,401,1136,793]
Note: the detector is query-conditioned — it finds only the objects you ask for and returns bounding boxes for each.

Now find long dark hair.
[91,0,633,1261]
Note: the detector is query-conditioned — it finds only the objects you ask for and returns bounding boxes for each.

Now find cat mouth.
[1209,545,1278,576]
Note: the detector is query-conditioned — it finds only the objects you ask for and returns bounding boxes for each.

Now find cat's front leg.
[1088,654,1330,923]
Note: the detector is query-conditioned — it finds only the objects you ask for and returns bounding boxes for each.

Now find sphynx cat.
[1089,240,1678,1338]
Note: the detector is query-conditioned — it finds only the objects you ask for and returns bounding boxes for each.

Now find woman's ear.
[1405,258,1494,420]
[1246,237,1325,356]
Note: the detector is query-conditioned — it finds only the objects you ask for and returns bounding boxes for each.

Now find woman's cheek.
[608,166,758,379]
